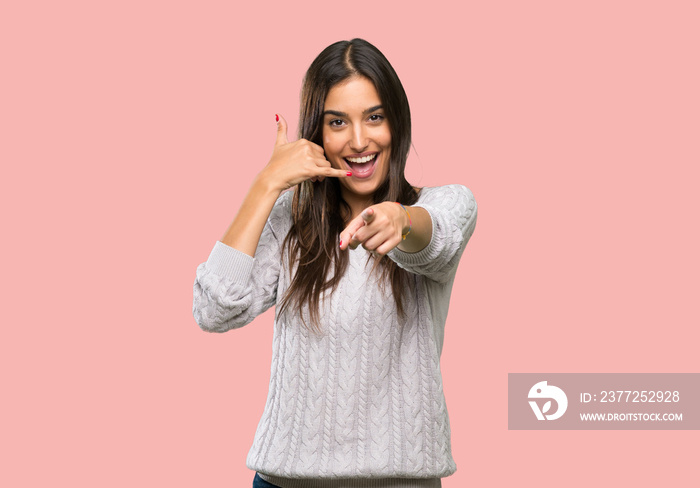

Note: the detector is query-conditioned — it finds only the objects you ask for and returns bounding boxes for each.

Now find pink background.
[2,1,698,486]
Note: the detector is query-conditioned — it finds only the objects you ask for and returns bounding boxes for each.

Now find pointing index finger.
[339,214,366,251]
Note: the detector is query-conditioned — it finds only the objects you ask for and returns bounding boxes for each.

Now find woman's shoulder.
[415,184,476,207]
[272,188,294,212]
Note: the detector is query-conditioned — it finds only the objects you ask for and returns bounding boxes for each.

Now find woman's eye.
[329,119,344,127]
[368,114,384,122]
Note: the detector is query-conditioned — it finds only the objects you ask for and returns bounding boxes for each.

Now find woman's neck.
[341,189,374,221]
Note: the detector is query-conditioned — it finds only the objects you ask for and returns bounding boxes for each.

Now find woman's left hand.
[339,202,409,256]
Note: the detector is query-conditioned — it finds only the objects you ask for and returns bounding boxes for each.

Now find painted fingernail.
[275,114,279,122]
[346,171,352,176]
[339,240,343,247]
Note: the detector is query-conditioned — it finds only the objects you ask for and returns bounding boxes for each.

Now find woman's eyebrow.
[322,105,384,117]
[363,104,383,115]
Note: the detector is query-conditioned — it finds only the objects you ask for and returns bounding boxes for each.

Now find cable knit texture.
[193,185,477,486]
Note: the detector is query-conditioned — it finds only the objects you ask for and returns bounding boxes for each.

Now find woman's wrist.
[253,170,285,198]
[396,206,431,254]
[396,203,412,240]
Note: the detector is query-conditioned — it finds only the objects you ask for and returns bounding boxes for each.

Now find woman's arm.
[193,115,351,332]
[339,185,477,282]
[223,114,351,257]
[388,185,477,282]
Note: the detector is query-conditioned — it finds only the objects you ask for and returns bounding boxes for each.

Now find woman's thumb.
[275,114,289,146]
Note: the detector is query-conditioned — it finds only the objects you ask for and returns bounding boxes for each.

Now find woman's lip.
[344,152,379,179]
[344,151,378,159]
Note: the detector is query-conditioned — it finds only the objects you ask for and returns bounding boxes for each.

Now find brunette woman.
[193,38,477,488]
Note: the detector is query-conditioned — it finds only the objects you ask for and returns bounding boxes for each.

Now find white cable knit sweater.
[193,185,477,487]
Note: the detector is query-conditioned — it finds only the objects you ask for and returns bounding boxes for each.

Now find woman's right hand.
[258,114,351,192]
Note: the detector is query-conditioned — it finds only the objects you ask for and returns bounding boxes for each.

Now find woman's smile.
[343,151,379,178]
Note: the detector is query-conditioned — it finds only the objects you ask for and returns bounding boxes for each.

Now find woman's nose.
[349,125,368,152]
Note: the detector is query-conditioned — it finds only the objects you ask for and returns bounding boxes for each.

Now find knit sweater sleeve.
[192,192,291,333]
[387,184,477,283]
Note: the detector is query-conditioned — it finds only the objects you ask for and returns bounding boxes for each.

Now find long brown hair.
[279,38,419,330]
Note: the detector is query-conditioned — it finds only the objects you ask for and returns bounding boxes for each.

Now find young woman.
[193,39,477,488]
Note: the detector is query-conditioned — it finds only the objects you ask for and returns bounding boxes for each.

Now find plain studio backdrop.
[2,1,698,486]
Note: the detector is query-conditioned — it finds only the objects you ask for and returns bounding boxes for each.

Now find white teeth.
[345,154,377,164]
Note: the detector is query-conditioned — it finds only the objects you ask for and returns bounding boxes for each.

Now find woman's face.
[322,76,391,206]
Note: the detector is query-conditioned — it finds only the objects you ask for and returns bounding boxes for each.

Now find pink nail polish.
[275,114,279,122]
[346,171,352,177]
